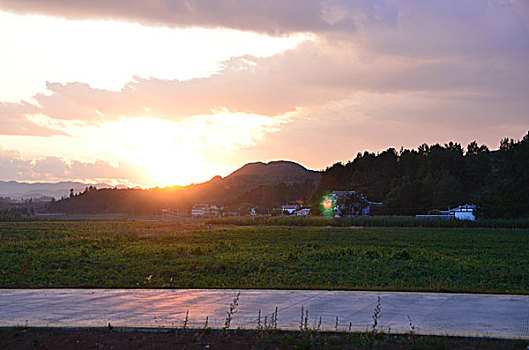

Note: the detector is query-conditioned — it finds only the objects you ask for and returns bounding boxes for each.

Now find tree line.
[313,131,529,218]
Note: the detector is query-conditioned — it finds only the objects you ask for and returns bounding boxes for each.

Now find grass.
[208,215,529,229]
[0,221,528,293]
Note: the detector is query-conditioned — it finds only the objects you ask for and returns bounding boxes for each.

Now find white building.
[281,204,298,215]
[449,204,476,221]
[416,204,476,221]
[191,204,220,217]
[295,208,311,216]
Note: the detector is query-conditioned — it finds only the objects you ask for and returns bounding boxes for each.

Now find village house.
[294,208,311,216]
[191,203,220,217]
[416,204,476,221]
[445,204,476,221]
[330,190,372,217]
[281,204,299,215]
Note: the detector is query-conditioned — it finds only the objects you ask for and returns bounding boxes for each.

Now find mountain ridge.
[0,180,122,200]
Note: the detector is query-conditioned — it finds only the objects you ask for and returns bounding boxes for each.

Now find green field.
[1,221,527,293]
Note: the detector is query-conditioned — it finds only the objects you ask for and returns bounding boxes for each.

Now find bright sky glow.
[0,112,284,186]
[86,114,283,186]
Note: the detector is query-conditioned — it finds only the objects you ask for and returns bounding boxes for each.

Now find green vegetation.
[208,215,529,229]
[1,221,527,293]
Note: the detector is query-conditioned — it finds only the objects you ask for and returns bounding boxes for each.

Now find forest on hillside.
[314,131,529,218]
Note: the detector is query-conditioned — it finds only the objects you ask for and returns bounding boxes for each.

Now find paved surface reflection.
[0,289,527,339]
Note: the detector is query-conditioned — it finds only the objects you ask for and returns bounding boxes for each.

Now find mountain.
[0,181,118,200]
[225,160,320,185]
[186,160,320,203]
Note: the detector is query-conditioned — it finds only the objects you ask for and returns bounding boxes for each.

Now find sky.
[0,0,528,187]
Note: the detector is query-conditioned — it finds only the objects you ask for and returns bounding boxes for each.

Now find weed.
[407,314,416,335]
[193,316,210,343]
[29,337,39,346]
[355,296,384,349]
[271,306,278,330]
[299,306,304,332]
[223,291,240,336]
[203,316,209,332]
[183,310,189,334]
[371,296,382,332]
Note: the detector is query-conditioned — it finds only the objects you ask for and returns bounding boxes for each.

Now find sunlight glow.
[0,111,286,187]
[82,113,283,187]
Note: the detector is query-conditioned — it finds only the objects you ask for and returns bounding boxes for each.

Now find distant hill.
[46,160,321,214]
[227,160,319,183]
[0,181,119,200]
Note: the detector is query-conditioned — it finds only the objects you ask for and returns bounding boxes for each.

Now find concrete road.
[0,289,527,339]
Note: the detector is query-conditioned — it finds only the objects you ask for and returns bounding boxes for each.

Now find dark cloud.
[0,0,397,35]
[1,0,526,60]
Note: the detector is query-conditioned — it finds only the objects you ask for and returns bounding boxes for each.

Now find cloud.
[1,0,526,57]
[363,0,529,59]
[509,0,529,27]
[0,101,67,136]
[22,31,527,126]
[0,146,148,185]
[0,146,32,179]
[0,0,397,35]
[32,157,68,178]
[2,1,527,128]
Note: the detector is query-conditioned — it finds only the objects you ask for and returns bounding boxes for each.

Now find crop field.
[0,221,527,293]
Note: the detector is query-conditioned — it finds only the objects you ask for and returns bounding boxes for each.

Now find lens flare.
[321,194,335,217]
[322,196,333,210]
